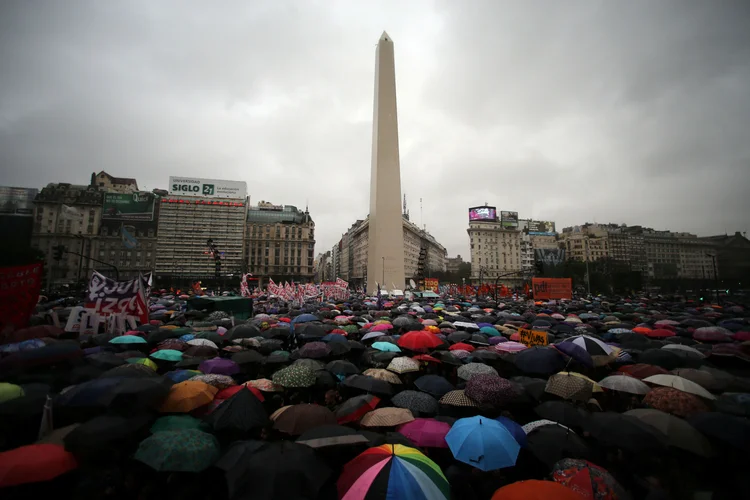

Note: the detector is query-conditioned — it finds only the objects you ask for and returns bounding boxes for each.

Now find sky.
[2,0,749,258]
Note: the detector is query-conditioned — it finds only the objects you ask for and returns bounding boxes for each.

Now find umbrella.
[457,363,498,381]
[551,458,629,500]
[643,374,716,400]
[63,414,152,455]
[495,341,528,353]
[336,394,381,424]
[670,368,725,392]
[491,480,586,500]
[296,425,369,448]
[387,356,420,374]
[617,363,668,379]
[534,401,590,429]
[163,369,202,383]
[245,378,283,392]
[150,349,183,362]
[545,373,593,401]
[465,374,516,407]
[206,388,269,433]
[414,375,454,398]
[109,335,147,345]
[217,440,332,499]
[522,419,574,435]
[272,364,317,388]
[299,341,332,358]
[151,415,209,433]
[337,444,450,500]
[190,374,236,390]
[598,375,651,395]
[198,357,240,376]
[439,390,479,408]
[0,443,77,487]
[687,412,750,452]
[271,404,337,436]
[397,418,450,448]
[231,349,266,365]
[625,409,714,457]
[360,408,415,428]
[363,368,402,384]
[135,429,220,472]
[525,424,592,467]
[446,416,520,471]
[514,347,565,375]
[585,412,668,453]
[397,330,443,352]
[559,335,614,361]
[643,387,709,417]
[159,381,217,413]
[326,360,360,377]
[0,382,24,403]
[715,392,750,417]
[392,390,439,417]
[342,375,395,397]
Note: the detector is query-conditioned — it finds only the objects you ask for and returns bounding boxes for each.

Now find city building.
[245,201,315,283]
[560,224,612,262]
[445,255,464,274]
[699,232,750,286]
[334,214,447,288]
[366,32,406,292]
[154,177,248,283]
[1,186,38,252]
[314,251,333,282]
[91,171,139,194]
[31,183,104,286]
[467,219,522,285]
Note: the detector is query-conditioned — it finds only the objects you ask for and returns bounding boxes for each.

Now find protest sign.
[85,271,149,323]
[518,328,549,347]
[65,307,101,335]
[531,278,572,300]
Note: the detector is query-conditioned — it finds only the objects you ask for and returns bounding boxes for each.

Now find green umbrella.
[135,429,219,472]
[272,364,317,388]
[150,415,210,434]
[110,335,147,344]
[0,382,24,403]
[150,349,183,362]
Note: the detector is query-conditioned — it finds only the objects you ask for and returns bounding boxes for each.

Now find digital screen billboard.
[102,192,156,221]
[469,206,496,221]
[500,210,518,228]
[0,187,37,217]
[528,220,556,235]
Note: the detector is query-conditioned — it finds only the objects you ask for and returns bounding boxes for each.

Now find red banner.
[532,278,572,300]
[0,262,43,333]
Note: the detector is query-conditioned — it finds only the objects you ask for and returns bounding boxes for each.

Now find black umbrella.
[525,424,592,467]
[342,375,394,397]
[585,412,669,453]
[231,350,266,365]
[515,347,565,375]
[216,440,333,500]
[263,327,290,340]
[206,388,269,433]
[85,352,126,370]
[326,360,360,377]
[99,363,159,379]
[414,375,454,398]
[296,425,369,449]
[637,349,687,370]
[63,414,152,456]
[534,401,591,429]
[687,412,750,452]
[429,351,463,366]
[392,390,438,417]
[228,324,261,340]
[100,377,172,412]
[359,430,417,448]
[511,376,547,401]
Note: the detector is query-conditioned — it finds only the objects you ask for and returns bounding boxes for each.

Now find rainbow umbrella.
[338,444,450,500]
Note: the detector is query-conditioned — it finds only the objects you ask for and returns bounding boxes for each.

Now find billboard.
[534,248,566,267]
[423,278,439,292]
[169,176,247,199]
[469,206,496,221]
[102,192,155,221]
[532,278,572,300]
[528,220,556,235]
[500,210,518,228]
[0,187,37,216]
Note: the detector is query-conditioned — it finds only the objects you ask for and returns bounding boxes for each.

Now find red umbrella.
[412,354,442,364]
[617,364,668,380]
[215,384,265,402]
[449,343,476,352]
[397,331,443,352]
[0,444,77,487]
[645,329,676,339]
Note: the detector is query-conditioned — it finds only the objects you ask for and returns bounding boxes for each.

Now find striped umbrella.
[337,444,450,500]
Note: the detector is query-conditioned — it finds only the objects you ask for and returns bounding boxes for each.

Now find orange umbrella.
[492,480,585,500]
[159,381,217,413]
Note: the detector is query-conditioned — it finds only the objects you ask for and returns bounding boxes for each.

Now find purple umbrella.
[198,357,240,375]
[397,418,450,448]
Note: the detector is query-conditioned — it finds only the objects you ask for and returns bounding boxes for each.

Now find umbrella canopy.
[643,374,716,400]
[551,458,629,500]
[617,363,668,379]
[625,409,714,457]
[598,375,651,395]
[372,341,402,353]
[151,415,209,433]
[198,357,240,376]
[585,412,668,453]
[271,403,337,435]
[363,368,403,384]
[135,429,220,472]
[387,356,421,374]
[687,412,750,452]
[360,407,415,428]
[109,335,147,345]
[545,373,593,402]
[337,444,450,500]
[491,480,587,500]
[217,440,332,499]
[446,416,520,471]
[0,443,78,487]
[296,425,369,448]
[397,418,450,448]
[439,390,479,408]
[414,375,454,398]
[514,347,565,375]
[272,364,317,388]
[534,401,590,429]
[206,388,269,433]
[397,331,443,352]
[643,387,710,418]
[457,363,498,381]
[465,374,517,407]
[159,380,217,413]
[336,394,381,424]
[525,424,592,467]
[392,390,439,417]
[342,375,395,397]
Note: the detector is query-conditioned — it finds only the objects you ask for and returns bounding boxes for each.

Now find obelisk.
[367,32,406,293]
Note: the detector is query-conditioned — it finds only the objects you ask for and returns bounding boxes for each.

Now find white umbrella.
[598,375,651,395]
[643,374,716,400]
[187,338,218,349]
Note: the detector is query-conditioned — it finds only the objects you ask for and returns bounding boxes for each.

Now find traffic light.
[53,245,66,261]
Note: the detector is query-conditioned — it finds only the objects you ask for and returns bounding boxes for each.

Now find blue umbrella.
[292,314,319,324]
[180,334,196,342]
[321,334,348,343]
[479,326,499,336]
[371,342,401,353]
[495,416,527,447]
[553,342,594,368]
[445,416,520,471]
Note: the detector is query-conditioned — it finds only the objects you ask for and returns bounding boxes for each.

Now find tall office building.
[367,32,406,292]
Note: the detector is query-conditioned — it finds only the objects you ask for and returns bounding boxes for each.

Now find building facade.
[445,255,464,274]
[91,171,139,194]
[246,202,315,283]
[335,214,447,289]
[560,224,611,262]
[467,220,522,285]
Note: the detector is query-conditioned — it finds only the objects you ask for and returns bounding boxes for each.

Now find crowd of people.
[1,289,749,499]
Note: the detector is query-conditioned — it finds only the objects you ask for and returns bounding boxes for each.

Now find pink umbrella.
[495,341,528,353]
[397,418,450,448]
[370,324,394,332]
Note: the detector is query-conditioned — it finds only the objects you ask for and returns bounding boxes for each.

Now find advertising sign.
[532,278,572,300]
[169,176,247,199]
[0,186,38,216]
[468,206,497,222]
[423,278,439,292]
[500,211,519,228]
[518,328,549,347]
[528,220,556,235]
[102,192,155,221]
[534,248,566,267]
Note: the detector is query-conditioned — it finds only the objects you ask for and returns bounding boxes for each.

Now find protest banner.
[531,278,572,300]
[65,307,101,335]
[85,271,149,323]
[0,262,43,333]
[518,328,549,347]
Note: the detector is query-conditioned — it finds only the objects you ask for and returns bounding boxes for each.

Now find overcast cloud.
[1,0,748,257]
